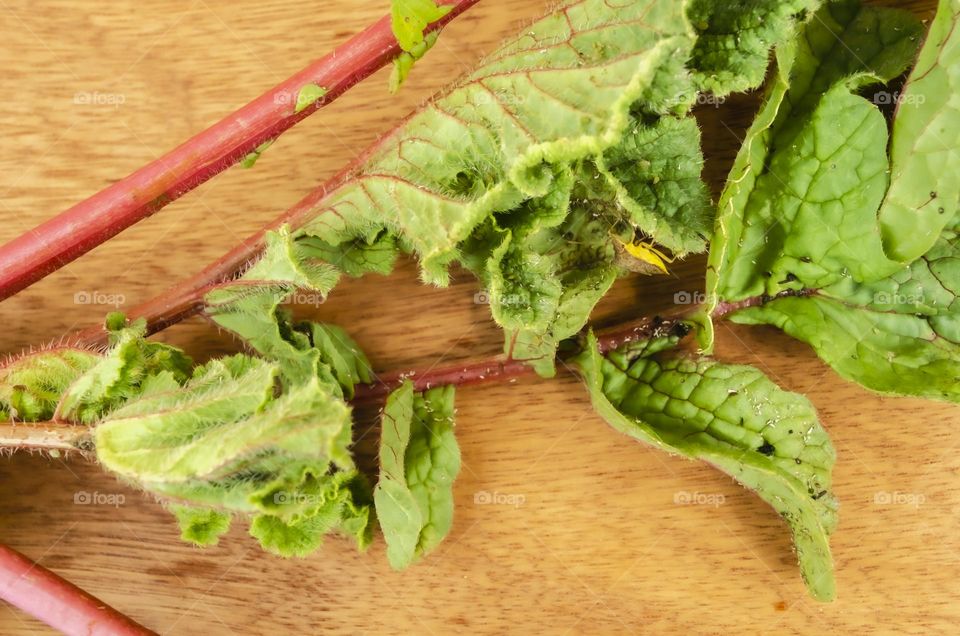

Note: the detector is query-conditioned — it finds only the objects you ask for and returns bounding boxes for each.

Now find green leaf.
[704,1,924,347]
[307,323,374,399]
[878,0,960,262]
[298,231,399,278]
[169,505,232,547]
[249,471,374,557]
[56,318,193,424]
[239,140,274,169]
[96,371,353,485]
[374,381,460,570]
[688,0,822,96]
[704,1,960,402]
[195,0,812,377]
[94,350,373,554]
[204,227,341,385]
[732,220,960,402]
[390,0,451,52]
[574,332,837,601]
[0,348,100,421]
[390,30,440,93]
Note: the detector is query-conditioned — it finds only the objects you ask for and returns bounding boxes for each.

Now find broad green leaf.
[878,0,960,262]
[374,381,460,570]
[708,1,924,299]
[0,348,100,421]
[732,219,960,402]
[574,332,837,601]
[704,1,924,346]
[704,1,960,401]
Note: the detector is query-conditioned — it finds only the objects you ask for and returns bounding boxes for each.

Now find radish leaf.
[574,331,838,601]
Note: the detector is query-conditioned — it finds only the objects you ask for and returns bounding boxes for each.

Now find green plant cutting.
[0,0,957,632]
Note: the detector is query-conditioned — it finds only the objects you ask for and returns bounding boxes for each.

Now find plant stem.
[0,0,479,303]
[352,312,691,403]
[72,109,407,347]
[0,543,156,635]
[351,289,816,403]
[0,423,91,454]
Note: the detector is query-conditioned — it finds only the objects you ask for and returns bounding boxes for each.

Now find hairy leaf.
[0,348,99,421]
[308,323,374,399]
[169,505,232,547]
[197,0,813,376]
[249,470,374,557]
[374,381,460,569]
[688,0,822,95]
[56,318,192,424]
[94,353,373,555]
[574,332,837,601]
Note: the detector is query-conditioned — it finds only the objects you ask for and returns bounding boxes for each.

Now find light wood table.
[0,1,956,633]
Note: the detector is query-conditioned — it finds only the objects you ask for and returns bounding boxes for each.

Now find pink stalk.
[0,543,155,635]
[0,0,480,303]
[352,313,691,403]
[72,122,395,347]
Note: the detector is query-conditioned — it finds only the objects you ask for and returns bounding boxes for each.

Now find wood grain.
[0,1,957,634]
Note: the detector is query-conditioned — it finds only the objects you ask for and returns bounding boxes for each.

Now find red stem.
[0,0,479,303]
[353,291,815,403]
[352,313,689,403]
[71,92,416,347]
[0,543,155,636]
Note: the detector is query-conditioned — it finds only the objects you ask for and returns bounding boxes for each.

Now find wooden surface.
[0,1,957,634]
